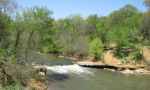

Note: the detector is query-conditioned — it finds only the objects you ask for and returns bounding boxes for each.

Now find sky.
[16,0,147,19]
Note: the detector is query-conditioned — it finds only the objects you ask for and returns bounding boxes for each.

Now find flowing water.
[31,53,150,90]
[46,64,150,90]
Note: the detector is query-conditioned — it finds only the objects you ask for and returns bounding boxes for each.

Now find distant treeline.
[0,0,150,63]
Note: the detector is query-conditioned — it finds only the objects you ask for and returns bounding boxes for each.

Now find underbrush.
[0,60,35,89]
[1,83,24,90]
[114,44,143,63]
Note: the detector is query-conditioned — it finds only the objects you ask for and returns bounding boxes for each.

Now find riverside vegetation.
[0,0,150,89]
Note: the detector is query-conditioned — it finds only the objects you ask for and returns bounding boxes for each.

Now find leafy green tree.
[53,15,89,56]
[140,13,150,42]
[96,16,108,46]
[89,38,104,60]
[0,1,13,59]
[107,4,142,47]
[86,15,99,38]
[14,7,53,63]
[140,0,150,43]
[0,12,11,49]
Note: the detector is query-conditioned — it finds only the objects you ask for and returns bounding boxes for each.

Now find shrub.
[0,61,33,87]
[1,83,24,90]
[89,38,104,60]
[114,43,143,62]
[130,49,143,61]
[0,48,5,59]
[114,47,129,59]
[114,43,134,58]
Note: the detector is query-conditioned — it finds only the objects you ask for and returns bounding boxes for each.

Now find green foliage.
[13,7,54,63]
[114,43,143,62]
[0,3,146,59]
[0,3,149,90]
[0,3,149,88]
[139,0,150,43]
[89,38,104,60]
[53,15,90,56]
[106,4,142,45]
[0,12,11,49]
[114,44,130,59]
[0,61,33,86]
[140,12,150,42]
[0,48,5,59]
[96,17,108,45]
[2,83,23,90]
[130,49,143,61]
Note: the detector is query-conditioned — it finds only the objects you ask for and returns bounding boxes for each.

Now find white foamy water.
[45,64,93,75]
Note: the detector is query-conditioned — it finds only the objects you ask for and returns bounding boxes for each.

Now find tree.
[140,0,150,42]
[86,15,99,39]
[89,38,104,60]
[0,12,11,49]
[96,16,108,46]
[107,4,142,47]
[14,7,53,64]
[140,13,150,41]
[53,15,90,56]
[0,0,14,59]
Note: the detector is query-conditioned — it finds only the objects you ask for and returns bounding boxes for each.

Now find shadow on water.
[27,51,73,66]
[47,73,69,82]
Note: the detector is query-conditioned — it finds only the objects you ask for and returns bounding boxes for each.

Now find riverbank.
[77,61,150,75]
[49,55,150,75]
[56,48,150,75]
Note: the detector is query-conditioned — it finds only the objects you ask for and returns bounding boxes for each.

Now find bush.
[0,61,33,87]
[114,47,129,59]
[0,48,5,59]
[114,43,134,58]
[114,43,143,62]
[89,38,104,60]
[130,49,143,61]
[1,83,24,90]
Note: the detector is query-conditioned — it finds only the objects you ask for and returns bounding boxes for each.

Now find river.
[30,53,150,90]
[46,64,150,90]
